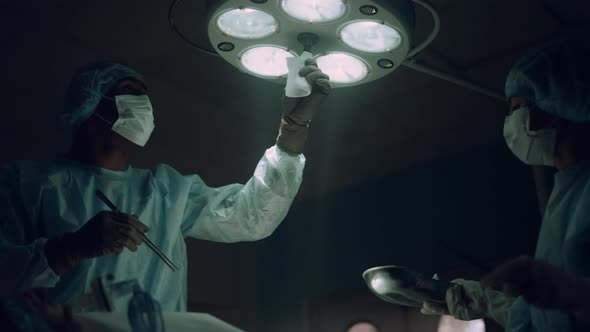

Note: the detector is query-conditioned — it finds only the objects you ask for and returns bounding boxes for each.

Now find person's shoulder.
[0,159,60,185]
[151,163,181,176]
[150,163,204,184]
[0,159,56,175]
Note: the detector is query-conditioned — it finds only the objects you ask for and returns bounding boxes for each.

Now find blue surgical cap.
[61,62,144,135]
[505,33,590,123]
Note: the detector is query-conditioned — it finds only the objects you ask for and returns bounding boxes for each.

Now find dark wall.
[254,142,541,331]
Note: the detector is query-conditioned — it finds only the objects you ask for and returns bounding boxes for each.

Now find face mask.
[503,107,556,166]
[95,95,155,147]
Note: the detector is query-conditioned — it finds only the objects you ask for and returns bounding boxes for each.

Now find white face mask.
[503,107,556,166]
[96,95,155,147]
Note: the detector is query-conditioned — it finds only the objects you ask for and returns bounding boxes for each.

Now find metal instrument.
[363,265,452,308]
[96,190,180,272]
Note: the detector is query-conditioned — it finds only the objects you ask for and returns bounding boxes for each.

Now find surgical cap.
[504,33,590,123]
[61,62,144,134]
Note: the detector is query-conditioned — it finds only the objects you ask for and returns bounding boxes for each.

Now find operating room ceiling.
[2,0,589,198]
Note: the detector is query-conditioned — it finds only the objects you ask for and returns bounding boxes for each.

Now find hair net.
[61,62,144,136]
[504,33,590,123]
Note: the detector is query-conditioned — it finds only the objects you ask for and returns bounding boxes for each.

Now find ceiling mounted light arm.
[406,0,440,58]
[401,1,504,101]
[403,60,506,101]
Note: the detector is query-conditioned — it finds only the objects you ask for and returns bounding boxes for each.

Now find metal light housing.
[207,0,422,87]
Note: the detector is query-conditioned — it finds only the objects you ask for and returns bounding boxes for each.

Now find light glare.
[438,316,485,332]
[316,53,368,84]
[370,276,390,294]
[217,8,278,39]
[281,0,346,23]
[241,46,295,77]
[347,322,379,332]
[341,21,402,53]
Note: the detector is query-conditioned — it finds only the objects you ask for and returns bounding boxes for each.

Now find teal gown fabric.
[0,146,304,311]
[507,160,590,331]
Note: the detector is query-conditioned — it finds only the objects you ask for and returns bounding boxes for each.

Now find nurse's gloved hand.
[75,212,149,257]
[421,279,514,327]
[45,212,149,275]
[421,280,486,320]
[276,59,330,154]
[282,59,330,124]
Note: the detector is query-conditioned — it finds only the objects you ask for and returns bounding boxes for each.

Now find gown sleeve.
[0,163,60,291]
[180,146,305,242]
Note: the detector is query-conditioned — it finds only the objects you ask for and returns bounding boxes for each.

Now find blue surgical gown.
[0,146,305,311]
[507,160,590,332]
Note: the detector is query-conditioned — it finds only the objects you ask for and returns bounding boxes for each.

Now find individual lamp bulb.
[217,8,278,39]
[281,0,346,23]
[241,46,295,77]
[316,53,368,84]
[340,21,402,53]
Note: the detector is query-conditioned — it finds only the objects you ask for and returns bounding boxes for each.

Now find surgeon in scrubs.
[0,61,330,311]
[421,35,590,331]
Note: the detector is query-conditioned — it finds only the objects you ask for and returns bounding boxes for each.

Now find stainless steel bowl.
[362,265,451,308]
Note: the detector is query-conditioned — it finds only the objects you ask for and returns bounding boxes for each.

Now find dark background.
[2,0,589,330]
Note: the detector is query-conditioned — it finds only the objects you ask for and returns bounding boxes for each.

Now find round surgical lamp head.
[208,0,428,88]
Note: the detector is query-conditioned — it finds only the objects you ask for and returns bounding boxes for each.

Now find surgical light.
[217,8,278,39]
[316,53,368,84]
[171,1,505,100]
[204,0,442,88]
[240,46,295,77]
[281,0,347,23]
[340,21,402,53]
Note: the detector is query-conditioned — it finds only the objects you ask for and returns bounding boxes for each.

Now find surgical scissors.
[96,190,180,272]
